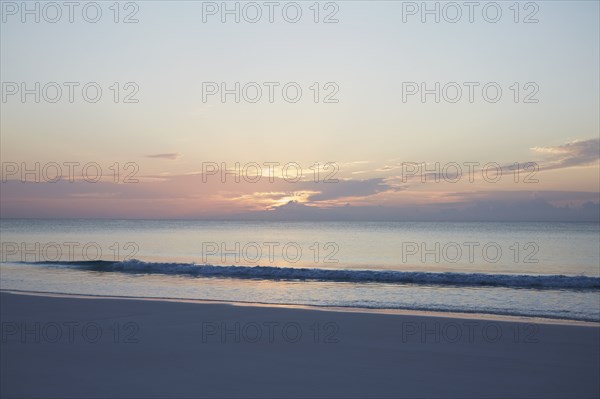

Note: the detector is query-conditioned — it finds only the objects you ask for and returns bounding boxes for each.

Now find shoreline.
[2,288,598,326]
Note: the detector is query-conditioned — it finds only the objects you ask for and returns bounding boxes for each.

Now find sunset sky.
[1,1,598,220]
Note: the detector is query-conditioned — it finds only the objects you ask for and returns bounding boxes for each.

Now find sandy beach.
[1,290,598,398]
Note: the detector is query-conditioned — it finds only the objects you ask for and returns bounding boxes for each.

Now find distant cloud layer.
[1,139,598,221]
[236,196,600,222]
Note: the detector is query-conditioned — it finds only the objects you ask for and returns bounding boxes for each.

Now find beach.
[1,291,598,398]
[2,0,599,397]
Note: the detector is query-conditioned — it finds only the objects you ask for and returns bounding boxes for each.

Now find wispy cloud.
[530,138,599,170]
[393,138,600,183]
[145,153,182,160]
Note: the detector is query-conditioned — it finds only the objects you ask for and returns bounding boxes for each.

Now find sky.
[1,1,599,220]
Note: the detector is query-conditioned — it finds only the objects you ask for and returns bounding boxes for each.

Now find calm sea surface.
[1,220,599,321]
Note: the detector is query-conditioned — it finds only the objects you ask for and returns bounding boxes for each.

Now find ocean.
[1,219,599,321]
